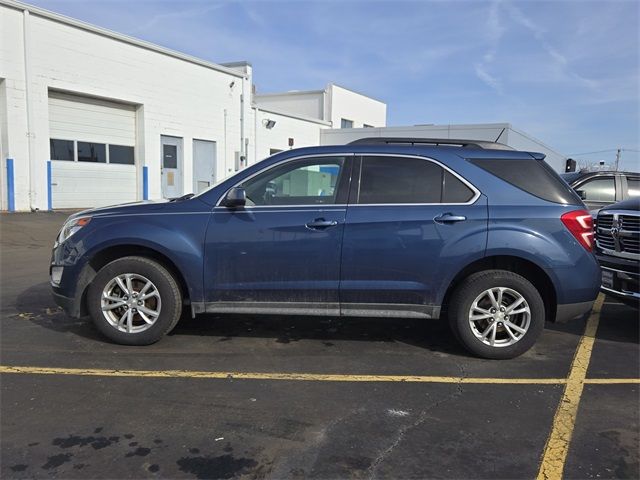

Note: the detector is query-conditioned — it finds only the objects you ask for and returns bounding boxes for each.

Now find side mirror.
[575,189,587,200]
[223,187,246,208]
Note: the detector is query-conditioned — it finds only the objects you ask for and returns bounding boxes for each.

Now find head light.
[57,216,91,244]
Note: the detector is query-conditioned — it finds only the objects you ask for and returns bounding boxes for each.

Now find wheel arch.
[77,244,192,317]
[440,255,558,322]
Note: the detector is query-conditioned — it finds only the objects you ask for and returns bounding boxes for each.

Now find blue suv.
[51,138,601,359]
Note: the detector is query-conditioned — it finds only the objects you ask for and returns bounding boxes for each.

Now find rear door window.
[357,156,475,204]
[443,170,475,203]
[358,156,441,204]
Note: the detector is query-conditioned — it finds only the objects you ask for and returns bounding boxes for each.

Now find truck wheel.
[448,270,545,359]
[87,256,182,345]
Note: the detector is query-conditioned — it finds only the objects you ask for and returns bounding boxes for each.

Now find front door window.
[243,158,345,206]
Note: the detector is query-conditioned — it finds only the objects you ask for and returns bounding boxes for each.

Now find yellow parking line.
[584,378,640,384]
[0,365,566,384]
[536,294,604,480]
[1,364,636,385]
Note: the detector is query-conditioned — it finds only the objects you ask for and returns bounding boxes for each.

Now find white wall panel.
[254,92,324,121]
[254,109,324,161]
[329,84,386,128]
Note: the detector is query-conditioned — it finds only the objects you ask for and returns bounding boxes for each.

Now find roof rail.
[348,137,514,150]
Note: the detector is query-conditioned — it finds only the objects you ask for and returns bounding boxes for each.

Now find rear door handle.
[306,218,338,229]
[434,213,467,224]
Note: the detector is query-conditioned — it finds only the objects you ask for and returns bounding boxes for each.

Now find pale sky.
[28,0,640,170]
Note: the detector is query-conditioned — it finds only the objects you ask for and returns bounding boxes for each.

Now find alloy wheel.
[101,273,162,333]
[468,287,531,347]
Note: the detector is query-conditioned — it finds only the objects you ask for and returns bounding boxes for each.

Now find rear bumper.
[555,300,595,323]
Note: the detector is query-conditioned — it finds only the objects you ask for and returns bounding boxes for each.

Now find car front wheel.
[448,270,545,359]
[87,256,182,345]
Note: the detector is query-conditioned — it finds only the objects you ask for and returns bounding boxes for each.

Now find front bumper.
[50,243,94,319]
[600,268,640,307]
[51,289,82,318]
[596,253,640,308]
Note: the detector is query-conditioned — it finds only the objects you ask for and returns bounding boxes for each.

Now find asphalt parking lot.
[1,212,638,479]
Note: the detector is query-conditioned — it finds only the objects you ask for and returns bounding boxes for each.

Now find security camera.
[229,81,235,88]
[263,119,276,129]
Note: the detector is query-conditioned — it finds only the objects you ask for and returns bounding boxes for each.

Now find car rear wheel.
[448,270,545,359]
[87,256,182,345]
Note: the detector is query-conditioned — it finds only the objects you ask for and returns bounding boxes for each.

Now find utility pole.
[615,148,621,171]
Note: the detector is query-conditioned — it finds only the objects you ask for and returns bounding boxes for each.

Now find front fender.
[59,212,209,306]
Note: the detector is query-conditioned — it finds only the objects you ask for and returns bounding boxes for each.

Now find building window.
[363,124,374,128]
[50,138,134,165]
[50,139,75,161]
[77,142,107,163]
[341,118,353,129]
[109,145,135,165]
[162,145,178,169]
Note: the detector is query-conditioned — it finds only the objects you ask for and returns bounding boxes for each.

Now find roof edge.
[328,83,386,105]
[1,0,246,79]
[255,89,325,98]
[254,106,331,126]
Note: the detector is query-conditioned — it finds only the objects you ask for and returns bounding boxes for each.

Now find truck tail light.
[561,210,594,252]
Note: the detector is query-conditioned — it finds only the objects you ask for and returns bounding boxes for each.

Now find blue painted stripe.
[6,158,15,212]
[47,160,52,211]
[142,165,149,200]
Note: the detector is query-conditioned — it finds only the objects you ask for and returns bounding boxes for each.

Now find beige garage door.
[48,91,137,208]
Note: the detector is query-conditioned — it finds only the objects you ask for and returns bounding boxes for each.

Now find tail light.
[561,210,594,251]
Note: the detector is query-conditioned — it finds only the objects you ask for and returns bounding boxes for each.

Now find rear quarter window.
[470,158,582,204]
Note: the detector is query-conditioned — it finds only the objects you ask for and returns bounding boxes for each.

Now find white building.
[255,84,387,131]
[321,123,567,172]
[1,0,568,212]
[0,0,386,210]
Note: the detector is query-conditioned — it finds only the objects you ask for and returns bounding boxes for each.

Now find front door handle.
[434,213,467,224]
[306,218,338,229]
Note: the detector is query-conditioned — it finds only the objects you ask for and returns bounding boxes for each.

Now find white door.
[161,136,183,199]
[48,92,136,208]
[193,139,216,194]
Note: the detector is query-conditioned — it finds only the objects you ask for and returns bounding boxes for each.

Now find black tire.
[87,256,182,345]
[448,270,545,359]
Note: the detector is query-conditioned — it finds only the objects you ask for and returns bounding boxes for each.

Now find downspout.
[254,106,258,163]
[240,79,245,168]
[23,9,37,210]
[223,109,227,175]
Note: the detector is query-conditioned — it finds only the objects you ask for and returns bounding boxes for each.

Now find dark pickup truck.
[595,198,640,307]
[561,171,639,212]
